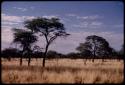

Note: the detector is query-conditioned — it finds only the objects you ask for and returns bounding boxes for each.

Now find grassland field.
[1,58,124,84]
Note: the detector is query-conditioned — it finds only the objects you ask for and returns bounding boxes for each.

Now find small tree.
[77,35,113,62]
[24,17,70,67]
[13,29,37,66]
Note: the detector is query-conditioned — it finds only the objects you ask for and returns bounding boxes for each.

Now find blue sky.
[1,1,124,54]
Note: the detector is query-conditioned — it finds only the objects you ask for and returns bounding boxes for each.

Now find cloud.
[1,26,12,29]
[2,14,23,22]
[113,24,123,28]
[30,6,35,10]
[77,15,102,20]
[13,7,27,11]
[73,21,103,28]
[66,14,102,20]
[66,14,77,17]
[42,15,59,19]
[90,21,102,26]
[2,21,19,25]
[60,17,71,24]
[2,13,36,22]
[1,13,36,28]
[22,16,36,20]
[1,28,14,44]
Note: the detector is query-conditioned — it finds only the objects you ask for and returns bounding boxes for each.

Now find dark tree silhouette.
[66,52,80,59]
[76,42,92,57]
[32,45,43,60]
[86,35,113,62]
[47,50,58,59]
[1,47,21,61]
[77,35,113,62]
[76,42,92,64]
[24,17,70,67]
[13,29,37,66]
[119,44,124,57]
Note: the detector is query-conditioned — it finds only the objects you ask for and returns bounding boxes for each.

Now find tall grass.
[1,58,124,84]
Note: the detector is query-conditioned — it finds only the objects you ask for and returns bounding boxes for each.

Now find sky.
[1,1,124,54]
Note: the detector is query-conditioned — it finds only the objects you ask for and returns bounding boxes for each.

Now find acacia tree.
[13,29,37,66]
[77,35,112,62]
[24,17,69,67]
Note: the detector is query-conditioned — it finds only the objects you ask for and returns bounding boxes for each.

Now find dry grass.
[1,58,124,84]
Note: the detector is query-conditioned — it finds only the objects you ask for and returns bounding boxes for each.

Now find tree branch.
[48,35,57,45]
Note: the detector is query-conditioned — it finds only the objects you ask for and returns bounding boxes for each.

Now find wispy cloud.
[13,7,28,11]
[42,15,59,19]
[73,21,103,28]
[2,21,19,25]
[2,28,14,44]
[2,14,23,22]
[30,6,35,10]
[1,26,12,29]
[77,15,102,20]
[113,24,123,28]
[66,14,77,17]
[2,13,36,25]
[91,21,102,26]
[66,14,103,20]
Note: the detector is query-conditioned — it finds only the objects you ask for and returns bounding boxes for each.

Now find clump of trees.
[13,29,38,66]
[76,35,123,62]
[2,17,69,67]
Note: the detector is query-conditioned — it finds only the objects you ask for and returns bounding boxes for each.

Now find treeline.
[1,47,123,60]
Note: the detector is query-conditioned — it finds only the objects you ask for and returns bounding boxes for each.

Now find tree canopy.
[24,17,70,67]
[13,29,38,65]
[76,35,113,59]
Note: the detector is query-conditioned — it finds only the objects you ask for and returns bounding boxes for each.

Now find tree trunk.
[42,44,49,67]
[92,59,94,62]
[43,57,45,67]
[28,57,31,66]
[20,47,25,66]
[84,59,87,65]
[93,40,96,63]
[28,49,31,66]
[102,59,105,62]
[93,49,95,62]
[20,57,22,66]
[8,57,11,61]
